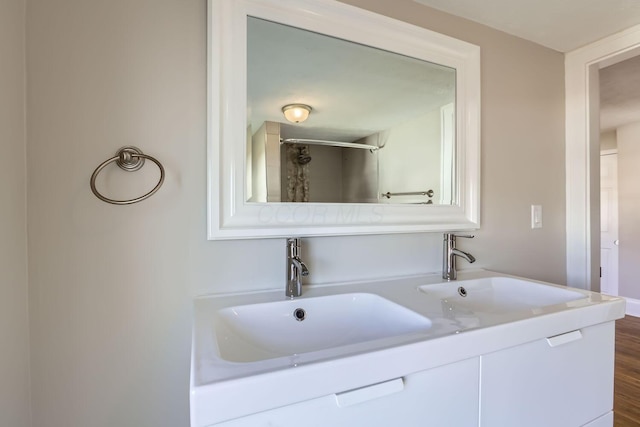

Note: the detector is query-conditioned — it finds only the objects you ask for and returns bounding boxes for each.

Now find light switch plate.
[531,205,542,229]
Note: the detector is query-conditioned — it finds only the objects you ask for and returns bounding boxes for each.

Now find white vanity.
[190,270,625,427]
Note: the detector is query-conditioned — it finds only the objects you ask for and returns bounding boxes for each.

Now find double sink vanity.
[191,237,625,426]
[191,268,624,426]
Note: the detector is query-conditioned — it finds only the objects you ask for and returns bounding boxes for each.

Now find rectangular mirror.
[208,0,480,239]
[247,17,457,205]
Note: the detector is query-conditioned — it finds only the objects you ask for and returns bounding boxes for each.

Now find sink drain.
[293,308,306,321]
[458,286,468,297]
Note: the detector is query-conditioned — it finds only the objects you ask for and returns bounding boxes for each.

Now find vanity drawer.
[479,322,615,427]
[213,357,480,427]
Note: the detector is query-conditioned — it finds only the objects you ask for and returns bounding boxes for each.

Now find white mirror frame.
[208,0,481,239]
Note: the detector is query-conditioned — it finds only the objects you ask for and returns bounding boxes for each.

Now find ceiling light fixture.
[282,104,312,123]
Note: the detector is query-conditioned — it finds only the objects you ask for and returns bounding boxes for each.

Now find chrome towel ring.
[90,146,165,205]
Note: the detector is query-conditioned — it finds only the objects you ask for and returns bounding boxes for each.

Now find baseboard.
[625,297,640,317]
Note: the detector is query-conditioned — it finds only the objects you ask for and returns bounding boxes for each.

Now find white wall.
[378,109,442,204]
[342,109,443,204]
[250,121,282,202]
[0,0,31,426]
[250,123,267,202]
[342,141,378,203]
[25,0,566,426]
[600,130,617,151]
[615,121,640,300]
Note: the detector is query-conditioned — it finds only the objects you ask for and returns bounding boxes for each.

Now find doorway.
[566,24,640,316]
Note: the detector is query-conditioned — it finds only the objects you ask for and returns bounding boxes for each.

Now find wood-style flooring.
[614,315,640,426]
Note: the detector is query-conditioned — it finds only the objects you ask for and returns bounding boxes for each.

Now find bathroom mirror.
[247,17,457,205]
[208,0,480,239]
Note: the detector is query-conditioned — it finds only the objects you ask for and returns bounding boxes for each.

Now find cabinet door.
[480,322,615,427]
[215,357,480,427]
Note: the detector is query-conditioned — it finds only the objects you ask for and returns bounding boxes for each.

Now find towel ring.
[90,146,165,205]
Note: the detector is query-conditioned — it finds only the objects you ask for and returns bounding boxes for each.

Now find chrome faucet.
[443,233,476,281]
[286,238,309,298]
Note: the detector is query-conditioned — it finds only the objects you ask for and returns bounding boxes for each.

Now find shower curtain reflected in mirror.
[285,144,310,202]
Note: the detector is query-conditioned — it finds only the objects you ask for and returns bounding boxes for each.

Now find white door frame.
[565,23,640,291]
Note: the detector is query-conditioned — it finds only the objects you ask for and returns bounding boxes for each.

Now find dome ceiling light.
[282,104,312,123]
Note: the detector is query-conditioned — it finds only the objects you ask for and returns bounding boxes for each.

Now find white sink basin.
[419,277,586,314]
[213,293,432,363]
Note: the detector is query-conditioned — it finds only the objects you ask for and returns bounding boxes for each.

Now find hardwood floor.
[614,315,640,427]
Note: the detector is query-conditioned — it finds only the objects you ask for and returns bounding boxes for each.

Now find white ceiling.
[413,0,640,52]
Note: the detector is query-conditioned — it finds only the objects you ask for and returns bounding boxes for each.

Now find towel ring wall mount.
[90,146,165,205]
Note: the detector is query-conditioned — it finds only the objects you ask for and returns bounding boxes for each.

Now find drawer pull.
[335,378,404,407]
[546,330,582,347]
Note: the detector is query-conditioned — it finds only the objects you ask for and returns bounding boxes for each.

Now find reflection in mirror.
[246,17,456,205]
